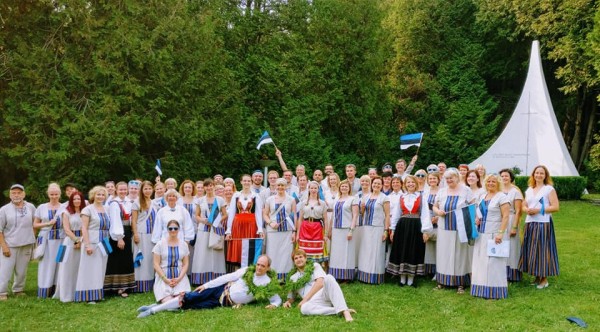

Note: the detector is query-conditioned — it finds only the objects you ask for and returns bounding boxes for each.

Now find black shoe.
[399,281,406,287]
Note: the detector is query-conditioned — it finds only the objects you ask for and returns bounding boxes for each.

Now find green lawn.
[2,201,598,331]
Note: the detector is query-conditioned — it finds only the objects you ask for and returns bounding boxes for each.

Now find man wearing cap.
[0,185,36,300]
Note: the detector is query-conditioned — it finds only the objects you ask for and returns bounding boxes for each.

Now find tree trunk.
[578,91,598,169]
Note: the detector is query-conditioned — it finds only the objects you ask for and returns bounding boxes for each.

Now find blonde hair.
[88,186,107,204]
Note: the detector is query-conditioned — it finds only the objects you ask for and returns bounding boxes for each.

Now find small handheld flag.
[155,159,163,176]
[208,199,219,224]
[241,238,263,267]
[539,197,545,215]
[256,131,274,150]
[133,250,144,268]
[55,244,68,263]
[99,237,113,257]
[455,204,478,244]
[400,133,423,150]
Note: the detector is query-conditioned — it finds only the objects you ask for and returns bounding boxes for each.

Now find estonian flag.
[241,238,263,268]
[539,197,545,215]
[455,204,478,244]
[318,186,325,200]
[133,250,144,268]
[400,133,423,150]
[155,159,163,176]
[55,244,70,263]
[292,192,300,204]
[98,237,113,257]
[208,200,219,224]
[256,131,274,150]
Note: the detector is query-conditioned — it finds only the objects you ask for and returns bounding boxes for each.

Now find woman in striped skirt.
[328,180,358,281]
[423,172,440,276]
[470,174,510,299]
[519,165,560,289]
[131,181,158,292]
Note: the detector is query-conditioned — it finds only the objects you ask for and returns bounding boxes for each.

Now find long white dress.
[34,203,64,298]
[328,196,357,281]
[357,194,389,284]
[132,199,158,292]
[265,195,295,279]
[54,212,82,302]
[435,185,474,287]
[504,186,523,281]
[74,205,110,302]
[423,189,438,275]
[191,196,226,285]
[471,192,509,299]
[152,239,191,302]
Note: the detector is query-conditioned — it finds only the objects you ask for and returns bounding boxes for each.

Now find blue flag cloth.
[133,250,144,268]
[208,199,219,224]
[456,204,478,243]
[256,131,274,150]
[292,192,300,204]
[99,237,113,257]
[155,159,163,176]
[318,186,325,200]
[539,197,545,215]
[400,133,423,150]
[241,238,263,267]
[55,244,67,263]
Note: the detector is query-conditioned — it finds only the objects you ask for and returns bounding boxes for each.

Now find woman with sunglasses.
[414,170,427,192]
[151,220,191,305]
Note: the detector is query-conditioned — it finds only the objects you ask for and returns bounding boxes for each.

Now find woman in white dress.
[179,180,198,276]
[465,170,485,202]
[75,186,111,303]
[519,165,560,289]
[433,168,474,294]
[263,178,296,279]
[471,174,510,299]
[357,176,390,284]
[499,169,523,282]
[55,191,86,302]
[33,182,64,298]
[152,220,191,303]
[131,180,158,292]
[354,175,372,269]
[423,172,441,276]
[152,189,195,245]
[328,180,358,281]
[192,178,227,285]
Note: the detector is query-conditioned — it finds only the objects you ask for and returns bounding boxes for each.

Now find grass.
[1,201,599,331]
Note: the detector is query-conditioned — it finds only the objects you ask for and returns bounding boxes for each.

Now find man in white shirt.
[251,170,267,194]
[0,184,36,300]
[283,249,355,322]
[137,255,281,317]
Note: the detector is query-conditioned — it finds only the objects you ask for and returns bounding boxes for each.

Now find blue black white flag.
[155,159,163,176]
[256,131,274,150]
[400,133,423,150]
[241,238,263,268]
[456,204,478,244]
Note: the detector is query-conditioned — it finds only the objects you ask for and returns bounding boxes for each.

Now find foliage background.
[1,0,598,202]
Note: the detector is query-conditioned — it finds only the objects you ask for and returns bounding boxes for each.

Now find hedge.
[514,176,587,200]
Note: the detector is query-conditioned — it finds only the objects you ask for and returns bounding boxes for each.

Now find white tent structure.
[469,40,579,176]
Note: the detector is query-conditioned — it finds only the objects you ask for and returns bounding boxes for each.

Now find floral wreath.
[242,265,281,301]
[285,259,315,293]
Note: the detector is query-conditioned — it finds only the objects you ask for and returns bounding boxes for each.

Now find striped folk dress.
[329,196,357,281]
[357,194,389,284]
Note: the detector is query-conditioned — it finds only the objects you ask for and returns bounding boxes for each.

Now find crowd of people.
[0,151,561,318]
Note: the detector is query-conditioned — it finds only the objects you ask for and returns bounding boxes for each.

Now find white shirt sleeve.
[181,207,195,242]
[108,201,125,241]
[151,208,164,244]
[203,268,246,289]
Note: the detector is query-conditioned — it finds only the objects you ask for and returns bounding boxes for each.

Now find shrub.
[514,176,587,200]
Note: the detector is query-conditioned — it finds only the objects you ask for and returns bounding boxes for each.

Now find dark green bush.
[514,176,587,200]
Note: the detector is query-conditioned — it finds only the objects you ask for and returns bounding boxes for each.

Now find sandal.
[117,289,129,298]
[457,286,465,294]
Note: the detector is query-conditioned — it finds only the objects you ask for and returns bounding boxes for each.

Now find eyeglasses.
[168,227,179,231]
[415,174,426,178]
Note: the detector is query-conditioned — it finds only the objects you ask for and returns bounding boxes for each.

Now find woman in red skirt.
[225,174,264,271]
[296,181,330,263]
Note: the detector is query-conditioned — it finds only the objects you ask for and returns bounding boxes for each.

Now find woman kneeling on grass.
[152,220,191,304]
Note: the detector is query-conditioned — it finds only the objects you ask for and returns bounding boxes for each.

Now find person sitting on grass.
[283,249,355,322]
[137,255,281,317]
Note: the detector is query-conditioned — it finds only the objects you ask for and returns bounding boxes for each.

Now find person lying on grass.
[137,255,281,318]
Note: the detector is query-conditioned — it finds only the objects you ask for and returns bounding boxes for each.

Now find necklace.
[285,260,315,293]
[242,266,280,301]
